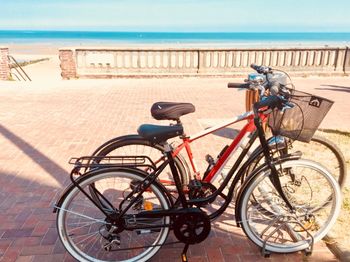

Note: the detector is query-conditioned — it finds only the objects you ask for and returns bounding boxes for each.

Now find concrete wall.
[59,46,350,79]
[0,47,9,81]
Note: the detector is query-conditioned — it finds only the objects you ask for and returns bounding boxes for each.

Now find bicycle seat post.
[175,118,188,139]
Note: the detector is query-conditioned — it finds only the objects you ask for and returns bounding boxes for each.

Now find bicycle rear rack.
[69,155,157,172]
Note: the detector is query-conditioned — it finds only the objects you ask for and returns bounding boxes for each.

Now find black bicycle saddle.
[151,102,195,121]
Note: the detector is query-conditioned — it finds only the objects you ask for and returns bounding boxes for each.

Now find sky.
[0,0,349,32]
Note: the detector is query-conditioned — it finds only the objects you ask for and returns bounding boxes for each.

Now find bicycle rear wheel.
[291,134,346,188]
[239,159,341,253]
[92,135,189,189]
[56,168,170,262]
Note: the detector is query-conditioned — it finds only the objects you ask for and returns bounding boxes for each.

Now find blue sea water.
[1,30,350,45]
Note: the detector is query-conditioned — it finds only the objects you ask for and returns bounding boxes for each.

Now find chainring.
[173,211,211,244]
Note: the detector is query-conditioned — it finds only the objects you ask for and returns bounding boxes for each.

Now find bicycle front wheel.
[246,134,347,188]
[56,168,170,262]
[239,159,341,253]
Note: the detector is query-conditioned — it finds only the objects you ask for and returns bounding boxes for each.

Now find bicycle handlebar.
[250,64,272,74]
[253,95,294,116]
[227,65,293,111]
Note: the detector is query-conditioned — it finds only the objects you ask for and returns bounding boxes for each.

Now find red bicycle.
[90,65,346,192]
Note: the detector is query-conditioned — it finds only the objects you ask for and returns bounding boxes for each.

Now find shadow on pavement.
[0,170,71,260]
[317,85,350,93]
[0,124,66,187]
[212,127,240,140]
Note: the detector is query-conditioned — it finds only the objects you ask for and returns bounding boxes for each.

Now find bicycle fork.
[254,116,295,212]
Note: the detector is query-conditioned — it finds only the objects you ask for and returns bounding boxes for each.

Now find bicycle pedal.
[188,179,202,188]
[205,154,214,165]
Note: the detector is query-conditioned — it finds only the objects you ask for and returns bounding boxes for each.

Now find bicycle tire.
[298,134,346,188]
[56,168,171,262]
[246,134,346,188]
[92,135,190,188]
[238,159,341,253]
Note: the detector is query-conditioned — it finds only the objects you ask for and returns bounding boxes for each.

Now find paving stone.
[2,228,34,239]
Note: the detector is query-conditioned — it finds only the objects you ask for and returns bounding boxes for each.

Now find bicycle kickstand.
[181,243,189,262]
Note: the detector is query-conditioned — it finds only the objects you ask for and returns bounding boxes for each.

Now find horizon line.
[1,30,350,34]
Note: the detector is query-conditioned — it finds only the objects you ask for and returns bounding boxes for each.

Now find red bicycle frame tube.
[170,111,268,183]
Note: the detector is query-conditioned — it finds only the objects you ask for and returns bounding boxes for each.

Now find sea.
[1,31,350,47]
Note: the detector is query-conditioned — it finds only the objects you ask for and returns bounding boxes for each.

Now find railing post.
[343,46,350,74]
[334,47,346,73]
[198,50,203,73]
[0,47,10,81]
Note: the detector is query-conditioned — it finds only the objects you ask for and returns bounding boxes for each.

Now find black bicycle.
[54,82,341,261]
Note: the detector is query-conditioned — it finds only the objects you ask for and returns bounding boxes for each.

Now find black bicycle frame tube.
[207,131,259,220]
[118,150,191,222]
[118,147,190,218]
[187,131,258,207]
[68,169,118,220]
[118,159,171,218]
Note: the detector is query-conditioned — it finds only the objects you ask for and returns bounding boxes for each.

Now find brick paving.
[1,76,349,261]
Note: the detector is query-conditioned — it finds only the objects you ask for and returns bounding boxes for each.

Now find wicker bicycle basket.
[268,90,334,143]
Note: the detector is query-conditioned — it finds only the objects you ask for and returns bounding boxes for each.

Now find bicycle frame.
[160,108,295,216]
[53,108,296,247]
[54,111,266,221]
[161,110,261,186]
[142,112,270,217]
[123,109,281,218]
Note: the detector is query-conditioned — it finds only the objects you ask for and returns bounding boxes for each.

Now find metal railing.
[8,55,32,81]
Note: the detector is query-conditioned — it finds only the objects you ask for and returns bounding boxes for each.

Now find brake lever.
[281,104,293,112]
[257,85,266,97]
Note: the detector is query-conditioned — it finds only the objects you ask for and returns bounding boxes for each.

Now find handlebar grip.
[227,83,250,89]
[250,63,272,74]
[250,63,260,71]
